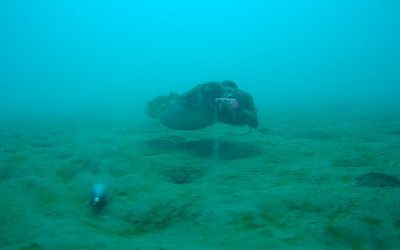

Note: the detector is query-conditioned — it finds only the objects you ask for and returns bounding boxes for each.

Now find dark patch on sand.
[118,199,198,235]
[332,153,376,168]
[20,242,43,250]
[160,164,205,184]
[356,172,400,188]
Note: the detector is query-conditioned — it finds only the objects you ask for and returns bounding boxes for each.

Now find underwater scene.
[1,1,400,249]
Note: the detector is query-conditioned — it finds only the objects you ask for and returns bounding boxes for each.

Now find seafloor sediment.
[1,108,400,249]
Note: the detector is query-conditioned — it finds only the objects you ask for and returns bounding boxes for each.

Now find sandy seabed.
[1,108,400,250]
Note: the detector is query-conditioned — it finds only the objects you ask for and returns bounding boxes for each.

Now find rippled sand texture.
[1,109,400,249]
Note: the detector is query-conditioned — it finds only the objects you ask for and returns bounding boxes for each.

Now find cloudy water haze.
[1,0,399,117]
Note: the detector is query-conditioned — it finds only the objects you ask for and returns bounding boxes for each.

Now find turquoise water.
[1,1,400,249]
